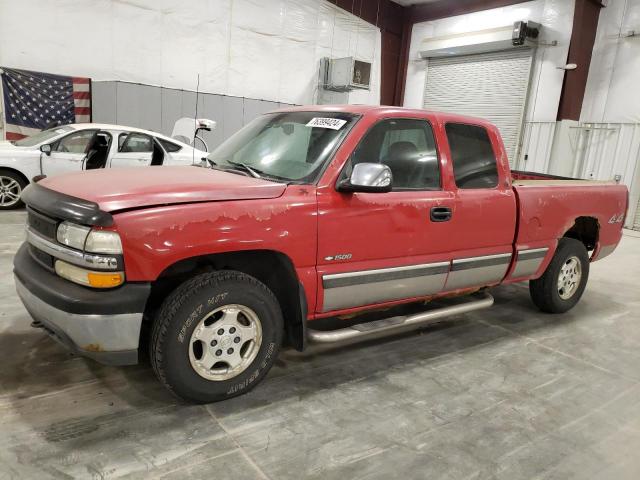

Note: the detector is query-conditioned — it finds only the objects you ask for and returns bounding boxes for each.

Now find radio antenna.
[192,73,200,165]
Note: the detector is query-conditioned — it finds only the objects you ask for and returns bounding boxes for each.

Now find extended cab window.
[347,118,440,190]
[446,123,498,189]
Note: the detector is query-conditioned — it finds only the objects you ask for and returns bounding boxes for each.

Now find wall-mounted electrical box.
[320,57,371,91]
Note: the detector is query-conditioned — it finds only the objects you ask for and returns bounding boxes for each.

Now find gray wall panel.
[138,85,162,133]
[180,90,205,119]
[200,93,225,151]
[160,88,182,136]
[114,83,161,130]
[91,82,117,123]
[243,99,273,125]
[264,101,280,113]
[90,81,300,152]
[222,96,244,140]
[115,82,141,128]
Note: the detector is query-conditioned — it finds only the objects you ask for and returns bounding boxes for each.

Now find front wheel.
[150,271,283,403]
[0,170,27,210]
[529,238,590,313]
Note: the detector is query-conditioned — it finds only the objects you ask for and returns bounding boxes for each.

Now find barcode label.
[305,117,347,130]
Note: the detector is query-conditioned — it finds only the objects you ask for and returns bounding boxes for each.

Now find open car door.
[42,129,97,177]
[82,131,112,170]
[110,132,164,168]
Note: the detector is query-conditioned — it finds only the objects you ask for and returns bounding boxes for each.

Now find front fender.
[0,151,41,180]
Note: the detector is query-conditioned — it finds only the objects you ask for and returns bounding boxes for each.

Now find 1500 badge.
[324,253,352,261]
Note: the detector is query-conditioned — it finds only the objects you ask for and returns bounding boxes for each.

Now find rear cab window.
[445,123,498,189]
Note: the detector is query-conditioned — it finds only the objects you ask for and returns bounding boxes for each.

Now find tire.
[0,169,27,210]
[529,238,590,313]
[150,270,283,403]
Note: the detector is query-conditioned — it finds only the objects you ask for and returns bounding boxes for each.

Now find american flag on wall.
[0,67,91,141]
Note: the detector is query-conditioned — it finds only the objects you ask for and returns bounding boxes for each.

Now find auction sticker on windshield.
[306,118,347,130]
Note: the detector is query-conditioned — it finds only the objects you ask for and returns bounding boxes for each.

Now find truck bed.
[510,174,628,264]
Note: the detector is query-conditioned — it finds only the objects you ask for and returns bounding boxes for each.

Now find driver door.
[42,129,97,177]
[110,132,153,168]
[316,117,456,313]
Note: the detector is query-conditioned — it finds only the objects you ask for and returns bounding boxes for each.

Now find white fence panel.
[519,121,640,230]
[517,122,556,172]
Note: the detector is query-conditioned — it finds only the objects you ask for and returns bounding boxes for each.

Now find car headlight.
[56,221,90,250]
[56,222,123,254]
[85,230,123,254]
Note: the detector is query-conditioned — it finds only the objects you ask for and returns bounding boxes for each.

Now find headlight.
[55,260,124,288]
[56,222,123,254]
[85,230,122,254]
[56,221,90,250]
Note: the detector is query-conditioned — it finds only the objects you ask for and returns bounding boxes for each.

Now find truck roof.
[273,104,495,128]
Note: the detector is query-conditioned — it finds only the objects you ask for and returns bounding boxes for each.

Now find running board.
[306,292,494,344]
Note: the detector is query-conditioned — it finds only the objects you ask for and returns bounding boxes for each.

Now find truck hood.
[39,166,287,212]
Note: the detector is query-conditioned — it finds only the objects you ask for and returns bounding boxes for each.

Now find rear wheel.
[0,170,27,210]
[529,238,590,313]
[150,271,283,403]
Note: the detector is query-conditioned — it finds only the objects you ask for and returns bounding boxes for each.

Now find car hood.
[38,166,287,212]
[0,141,34,151]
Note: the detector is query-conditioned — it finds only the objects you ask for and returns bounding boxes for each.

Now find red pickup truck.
[15,106,628,403]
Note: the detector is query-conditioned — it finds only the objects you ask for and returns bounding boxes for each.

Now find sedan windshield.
[206,111,359,182]
[13,126,74,147]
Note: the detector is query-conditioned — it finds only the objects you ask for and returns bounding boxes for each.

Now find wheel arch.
[0,166,30,187]
[144,249,308,351]
[562,216,599,253]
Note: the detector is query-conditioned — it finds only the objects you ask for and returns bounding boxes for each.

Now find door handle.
[430,206,452,222]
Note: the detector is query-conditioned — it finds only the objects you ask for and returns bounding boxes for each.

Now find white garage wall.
[0,0,381,106]
[581,0,640,123]
[403,0,575,122]
[579,0,640,229]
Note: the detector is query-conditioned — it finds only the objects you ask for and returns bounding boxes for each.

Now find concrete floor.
[1,209,640,479]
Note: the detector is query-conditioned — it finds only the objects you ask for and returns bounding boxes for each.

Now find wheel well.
[144,250,307,351]
[563,216,599,251]
[0,167,30,187]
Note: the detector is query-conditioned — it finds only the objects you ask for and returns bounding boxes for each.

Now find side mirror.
[337,163,393,193]
[39,144,51,155]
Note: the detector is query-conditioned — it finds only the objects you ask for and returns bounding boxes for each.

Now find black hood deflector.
[21,183,113,226]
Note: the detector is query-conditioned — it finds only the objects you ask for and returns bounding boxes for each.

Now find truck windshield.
[206,111,359,182]
[13,126,74,147]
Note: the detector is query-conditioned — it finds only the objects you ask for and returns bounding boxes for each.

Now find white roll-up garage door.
[423,48,534,165]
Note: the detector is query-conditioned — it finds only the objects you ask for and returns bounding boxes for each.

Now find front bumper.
[14,243,151,365]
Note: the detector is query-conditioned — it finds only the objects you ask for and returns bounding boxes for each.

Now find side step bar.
[307,291,494,345]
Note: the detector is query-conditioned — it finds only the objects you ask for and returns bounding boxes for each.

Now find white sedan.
[0,123,208,209]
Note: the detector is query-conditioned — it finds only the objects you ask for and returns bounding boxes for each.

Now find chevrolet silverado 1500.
[14,106,628,403]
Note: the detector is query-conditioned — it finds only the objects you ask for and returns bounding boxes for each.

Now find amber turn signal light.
[55,260,124,288]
